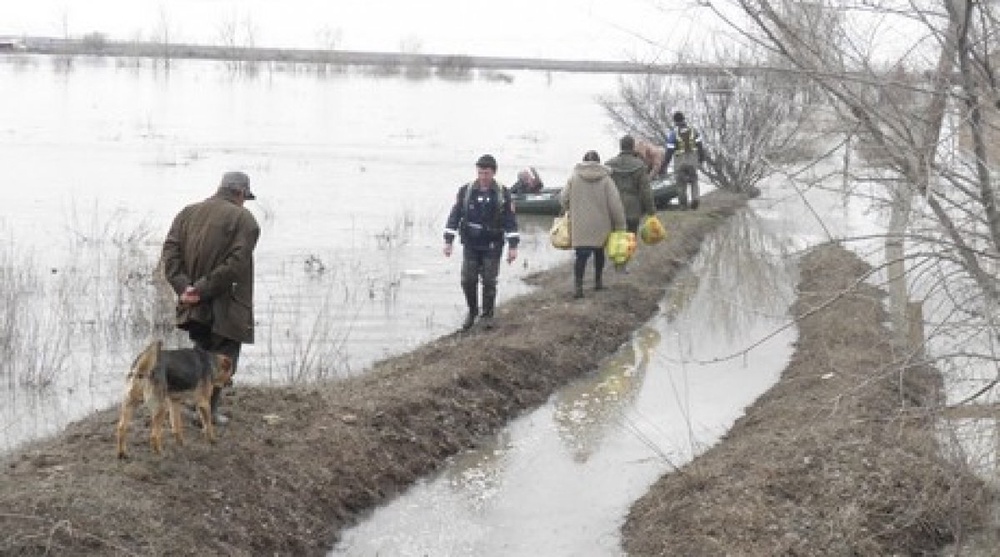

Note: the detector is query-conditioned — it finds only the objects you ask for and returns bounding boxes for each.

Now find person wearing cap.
[661,111,707,210]
[160,171,261,425]
[605,134,656,235]
[443,154,520,330]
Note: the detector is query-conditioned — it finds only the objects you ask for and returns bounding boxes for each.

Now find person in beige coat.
[559,151,627,298]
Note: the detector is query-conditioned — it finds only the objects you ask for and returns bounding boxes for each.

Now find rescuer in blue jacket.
[443,154,520,331]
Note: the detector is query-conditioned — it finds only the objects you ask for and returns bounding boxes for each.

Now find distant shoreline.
[0,35,735,76]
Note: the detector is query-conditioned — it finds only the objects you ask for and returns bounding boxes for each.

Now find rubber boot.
[209,387,228,426]
[462,311,476,331]
[461,283,478,330]
[481,294,496,329]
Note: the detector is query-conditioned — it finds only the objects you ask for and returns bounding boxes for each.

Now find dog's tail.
[128,339,162,379]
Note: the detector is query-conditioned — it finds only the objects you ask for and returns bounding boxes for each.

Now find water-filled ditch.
[331,207,802,555]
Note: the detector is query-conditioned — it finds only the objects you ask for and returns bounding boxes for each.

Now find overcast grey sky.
[0,0,726,61]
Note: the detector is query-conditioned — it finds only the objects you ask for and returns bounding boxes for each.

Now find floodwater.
[13,51,967,557]
[0,55,619,452]
[330,180,881,555]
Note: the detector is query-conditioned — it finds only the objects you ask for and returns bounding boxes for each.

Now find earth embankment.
[0,191,744,555]
[1,189,986,556]
[622,243,988,555]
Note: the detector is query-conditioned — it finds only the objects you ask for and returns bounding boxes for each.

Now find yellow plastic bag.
[550,213,571,250]
[605,230,636,265]
[639,215,666,245]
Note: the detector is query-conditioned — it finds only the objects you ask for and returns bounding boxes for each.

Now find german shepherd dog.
[115,340,234,459]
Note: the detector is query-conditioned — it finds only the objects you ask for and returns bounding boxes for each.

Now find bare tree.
[696,64,811,195]
[711,1,1000,405]
[151,6,172,70]
[217,17,240,73]
[600,49,810,197]
[315,26,346,75]
[316,26,343,51]
[216,13,259,76]
[400,36,430,79]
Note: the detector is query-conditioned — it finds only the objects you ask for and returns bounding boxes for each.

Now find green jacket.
[605,150,655,222]
[161,188,260,343]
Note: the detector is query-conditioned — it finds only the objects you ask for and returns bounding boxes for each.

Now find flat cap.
[220,171,255,200]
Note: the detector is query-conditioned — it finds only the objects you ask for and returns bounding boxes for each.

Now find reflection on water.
[657,210,797,377]
[331,202,802,557]
[330,325,672,557]
[553,326,660,463]
[683,209,797,348]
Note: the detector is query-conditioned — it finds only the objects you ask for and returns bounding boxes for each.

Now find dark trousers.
[676,164,700,207]
[185,322,241,414]
[461,247,501,317]
[574,247,605,287]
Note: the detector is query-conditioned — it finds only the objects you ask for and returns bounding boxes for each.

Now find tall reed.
[0,242,71,388]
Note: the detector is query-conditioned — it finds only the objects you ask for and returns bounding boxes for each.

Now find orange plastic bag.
[639,215,666,245]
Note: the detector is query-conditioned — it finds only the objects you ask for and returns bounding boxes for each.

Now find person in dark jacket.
[160,171,260,425]
[443,154,520,330]
[605,134,656,233]
[560,150,626,298]
[662,111,706,210]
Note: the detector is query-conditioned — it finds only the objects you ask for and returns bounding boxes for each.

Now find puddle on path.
[331,209,800,556]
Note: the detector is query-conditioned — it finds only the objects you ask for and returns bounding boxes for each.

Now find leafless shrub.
[62,205,163,342]
[436,56,473,80]
[261,285,356,383]
[81,32,107,52]
[601,49,809,196]
[0,245,71,388]
[216,12,259,76]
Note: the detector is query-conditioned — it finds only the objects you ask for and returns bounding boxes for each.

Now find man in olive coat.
[605,134,656,233]
[160,171,260,424]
